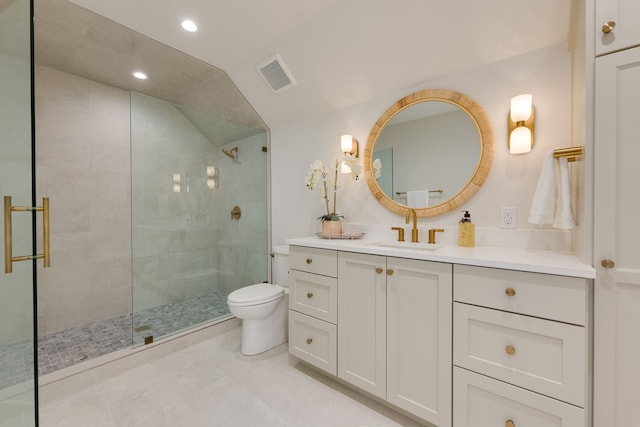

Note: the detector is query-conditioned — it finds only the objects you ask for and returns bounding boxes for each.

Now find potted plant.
[305,155,361,236]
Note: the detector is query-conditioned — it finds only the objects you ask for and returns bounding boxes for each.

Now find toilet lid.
[227,283,284,305]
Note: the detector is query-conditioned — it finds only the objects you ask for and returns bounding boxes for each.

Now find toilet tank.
[272,245,289,287]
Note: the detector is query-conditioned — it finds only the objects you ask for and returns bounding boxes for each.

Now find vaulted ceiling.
[68,0,573,128]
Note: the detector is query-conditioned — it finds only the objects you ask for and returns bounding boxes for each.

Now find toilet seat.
[227,283,284,307]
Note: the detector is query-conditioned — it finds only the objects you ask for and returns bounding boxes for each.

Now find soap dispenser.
[458,211,475,247]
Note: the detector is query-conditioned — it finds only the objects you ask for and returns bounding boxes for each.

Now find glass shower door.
[0,0,38,425]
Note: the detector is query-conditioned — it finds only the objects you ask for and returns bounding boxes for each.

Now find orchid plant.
[305,154,362,222]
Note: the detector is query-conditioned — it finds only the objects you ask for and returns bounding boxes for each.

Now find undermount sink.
[371,241,443,250]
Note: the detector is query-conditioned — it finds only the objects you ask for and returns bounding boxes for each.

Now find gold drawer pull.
[601,259,615,269]
[505,345,516,356]
[306,258,312,264]
[506,420,515,427]
[505,287,516,297]
[602,21,616,34]
[306,338,313,345]
[387,269,394,276]
[376,267,383,274]
[306,292,313,299]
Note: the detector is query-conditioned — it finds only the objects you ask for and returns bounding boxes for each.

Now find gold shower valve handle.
[306,292,313,299]
[505,287,516,297]
[602,21,616,34]
[376,267,383,274]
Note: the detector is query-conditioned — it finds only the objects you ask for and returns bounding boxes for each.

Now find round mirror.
[364,88,494,217]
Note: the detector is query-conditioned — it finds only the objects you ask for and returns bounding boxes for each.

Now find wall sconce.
[341,134,359,157]
[508,94,535,154]
[206,166,218,189]
[173,173,182,193]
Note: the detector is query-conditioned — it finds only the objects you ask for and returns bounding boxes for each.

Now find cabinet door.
[595,0,640,55]
[387,258,452,426]
[337,252,386,399]
[594,46,640,426]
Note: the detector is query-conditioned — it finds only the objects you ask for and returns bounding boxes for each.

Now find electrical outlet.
[500,207,517,229]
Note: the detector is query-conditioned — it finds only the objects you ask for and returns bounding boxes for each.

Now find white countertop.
[285,236,596,279]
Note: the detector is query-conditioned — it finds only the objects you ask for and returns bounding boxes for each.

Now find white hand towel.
[528,151,556,225]
[407,190,429,208]
[553,156,577,229]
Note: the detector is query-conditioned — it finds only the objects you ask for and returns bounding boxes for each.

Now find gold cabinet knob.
[506,420,515,427]
[505,288,516,297]
[387,269,394,276]
[376,267,383,274]
[306,338,313,345]
[306,292,313,299]
[602,21,616,34]
[306,258,312,264]
[601,259,616,269]
[505,345,516,356]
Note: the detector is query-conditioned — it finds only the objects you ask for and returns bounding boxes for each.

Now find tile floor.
[39,326,425,427]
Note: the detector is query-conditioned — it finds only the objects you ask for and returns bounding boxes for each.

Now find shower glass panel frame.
[0,0,38,424]
[130,92,269,346]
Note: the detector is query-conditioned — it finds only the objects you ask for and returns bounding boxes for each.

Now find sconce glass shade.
[341,134,354,153]
[341,163,352,174]
[510,94,532,121]
[509,126,532,154]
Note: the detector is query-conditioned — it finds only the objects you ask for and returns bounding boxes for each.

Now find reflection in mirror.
[364,89,494,217]
[374,101,480,207]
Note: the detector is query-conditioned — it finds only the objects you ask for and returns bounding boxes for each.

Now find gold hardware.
[602,21,616,34]
[230,205,241,220]
[505,345,516,355]
[4,196,51,274]
[405,208,419,242]
[506,420,515,427]
[134,325,151,332]
[387,269,393,276]
[601,259,615,269]
[306,258,313,264]
[306,338,313,345]
[306,292,313,299]
[395,189,443,195]
[376,267,383,274]
[144,336,154,345]
[391,226,405,242]
[508,104,535,152]
[222,146,238,160]
[428,228,444,244]
[553,146,585,163]
[505,288,516,297]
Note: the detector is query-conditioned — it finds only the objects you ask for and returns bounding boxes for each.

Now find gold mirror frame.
[364,88,494,217]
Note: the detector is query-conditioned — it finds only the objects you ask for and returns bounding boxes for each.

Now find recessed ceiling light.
[133,71,148,80]
[181,19,198,32]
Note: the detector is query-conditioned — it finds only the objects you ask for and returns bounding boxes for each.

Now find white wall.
[271,43,577,248]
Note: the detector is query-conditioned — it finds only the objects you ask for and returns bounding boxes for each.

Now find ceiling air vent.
[257,54,297,94]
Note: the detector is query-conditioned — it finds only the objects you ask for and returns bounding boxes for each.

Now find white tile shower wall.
[35,65,132,334]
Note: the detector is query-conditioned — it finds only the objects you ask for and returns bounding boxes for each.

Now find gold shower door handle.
[4,196,50,273]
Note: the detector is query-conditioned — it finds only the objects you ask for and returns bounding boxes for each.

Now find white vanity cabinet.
[288,246,338,375]
[337,251,452,426]
[595,0,640,56]
[452,265,590,427]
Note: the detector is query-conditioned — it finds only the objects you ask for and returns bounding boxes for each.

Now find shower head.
[222,146,238,160]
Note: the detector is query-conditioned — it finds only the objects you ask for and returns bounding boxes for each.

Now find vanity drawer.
[454,302,586,406]
[454,265,587,325]
[453,367,585,427]
[289,310,337,375]
[290,270,337,323]
[289,246,337,277]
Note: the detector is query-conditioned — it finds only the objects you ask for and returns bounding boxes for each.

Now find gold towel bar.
[395,189,443,195]
[553,146,584,162]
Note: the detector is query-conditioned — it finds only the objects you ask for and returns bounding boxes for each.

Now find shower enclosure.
[0,0,38,425]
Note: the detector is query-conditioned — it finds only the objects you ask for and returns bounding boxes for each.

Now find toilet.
[227,245,289,355]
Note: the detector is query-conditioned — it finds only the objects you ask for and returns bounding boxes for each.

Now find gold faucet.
[405,209,419,242]
[428,228,444,244]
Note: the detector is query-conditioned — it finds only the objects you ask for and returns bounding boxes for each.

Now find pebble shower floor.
[0,290,230,388]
